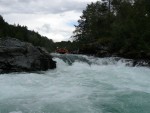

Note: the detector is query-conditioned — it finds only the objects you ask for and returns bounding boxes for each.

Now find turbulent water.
[0,54,150,113]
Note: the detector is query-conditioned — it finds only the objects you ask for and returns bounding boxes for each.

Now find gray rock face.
[0,38,56,74]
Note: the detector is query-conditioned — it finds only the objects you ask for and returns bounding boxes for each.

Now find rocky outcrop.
[77,43,150,67]
[0,38,56,74]
[78,43,111,57]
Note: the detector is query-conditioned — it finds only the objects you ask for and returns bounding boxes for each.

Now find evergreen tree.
[73,1,113,44]
[72,0,150,57]
[0,15,55,52]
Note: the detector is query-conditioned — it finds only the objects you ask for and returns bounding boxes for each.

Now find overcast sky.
[0,0,98,42]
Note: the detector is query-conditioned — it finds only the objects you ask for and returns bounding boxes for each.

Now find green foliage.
[0,16,55,52]
[73,1,113,43]
[55,41,80,52]
[72,0,150,55]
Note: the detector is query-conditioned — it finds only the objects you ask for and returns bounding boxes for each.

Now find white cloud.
[0,0,98,42]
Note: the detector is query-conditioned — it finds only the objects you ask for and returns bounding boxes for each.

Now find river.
[0,54,150,113]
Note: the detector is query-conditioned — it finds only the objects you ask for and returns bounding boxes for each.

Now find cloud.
[0,0,98,42]
[37,24,51,33]
[0,0,97,14]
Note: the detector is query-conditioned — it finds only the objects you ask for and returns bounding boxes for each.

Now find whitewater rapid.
[0,54,150,113]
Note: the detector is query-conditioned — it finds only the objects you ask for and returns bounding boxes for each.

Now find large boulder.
[0,38,56,74]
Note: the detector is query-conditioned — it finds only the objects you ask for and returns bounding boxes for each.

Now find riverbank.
[73,44,150,67]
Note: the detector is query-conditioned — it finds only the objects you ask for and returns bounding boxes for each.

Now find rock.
[78,43,111,57]
[79,43,99,55]
[0,38,56,74]
[96,50,110,57]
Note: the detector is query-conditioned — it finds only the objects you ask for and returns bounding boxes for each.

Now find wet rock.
[96,50,110,57]
[0,38,56,74]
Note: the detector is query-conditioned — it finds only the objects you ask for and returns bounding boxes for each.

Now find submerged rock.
[0,38,56,74]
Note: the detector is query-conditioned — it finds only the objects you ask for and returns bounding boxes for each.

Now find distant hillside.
[0,15,55,52]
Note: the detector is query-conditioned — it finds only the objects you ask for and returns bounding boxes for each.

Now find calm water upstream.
[0,54,150,113]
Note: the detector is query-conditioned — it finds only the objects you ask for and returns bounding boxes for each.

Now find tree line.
[0,15,55,52]
[0,15,82,53]
[72,0,150,58]
[1,0,150,58]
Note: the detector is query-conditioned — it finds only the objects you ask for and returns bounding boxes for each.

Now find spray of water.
[0,54,150,113]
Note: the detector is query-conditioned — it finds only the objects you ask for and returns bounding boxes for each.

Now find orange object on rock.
[56,48,68,54]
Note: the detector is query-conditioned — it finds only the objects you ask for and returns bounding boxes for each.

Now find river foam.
[0,54,150,113]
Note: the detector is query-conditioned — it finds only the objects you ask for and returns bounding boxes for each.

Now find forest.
[0,15,55,52]
[0,0,150,59]
[72,0,150,59]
